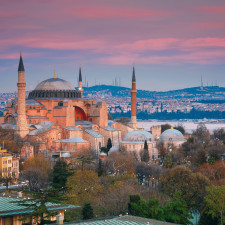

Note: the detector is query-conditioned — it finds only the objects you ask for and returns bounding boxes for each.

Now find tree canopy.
[66,170,104,205]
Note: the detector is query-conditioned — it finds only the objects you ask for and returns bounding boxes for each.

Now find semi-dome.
[123,130,155,143]
[159,129,186,142]
[35,78,74,91]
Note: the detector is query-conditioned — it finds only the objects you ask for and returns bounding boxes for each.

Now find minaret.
[78,66,83,98]
[15,54,29,138]
[131,65,137,129]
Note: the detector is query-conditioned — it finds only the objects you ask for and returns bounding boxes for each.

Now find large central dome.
[28,77,82,99]
[34,78,74,91]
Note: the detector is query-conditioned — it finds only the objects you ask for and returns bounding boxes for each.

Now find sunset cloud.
[1,0,225,91]
[199,5,225,13]
[69,6,169,19]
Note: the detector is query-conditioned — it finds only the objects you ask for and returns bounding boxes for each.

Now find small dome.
[159,129,186,142]
[123,130,155,143]
[35,78,74,91]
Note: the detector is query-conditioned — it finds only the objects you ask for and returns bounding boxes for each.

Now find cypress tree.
[82,203,94,220]
[52,160,72,189]
[107,138,112,155]
[141,140,150,163]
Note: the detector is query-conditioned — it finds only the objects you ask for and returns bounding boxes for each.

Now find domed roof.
[34,78,74,91]
[159,129,186,142]
[123,130,155,143]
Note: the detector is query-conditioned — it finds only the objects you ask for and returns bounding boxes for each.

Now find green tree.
[52,160,73,189]
[128,195,141,215]
[82,203,94,220]
[128,194,192,224]
[198,207,220,225]
[164,192,193,225]
[107,138,112,154]
[160,166,210,210]
[205,185,225,225]
[140,140,150,163]
[164,154,173,168]
[147,198,164,221]
[100,147,108,154]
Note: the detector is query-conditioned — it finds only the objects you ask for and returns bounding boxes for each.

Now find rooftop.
[55,137,88,143]
[60,215,177,225]
[0,197,79,217]
[84,129,103,138]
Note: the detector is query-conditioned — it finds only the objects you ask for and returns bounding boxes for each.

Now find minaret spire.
[15,53,29,139]
[132,64,136,82]
[131,65,137,129]
[79,66,82,82]
[18,54,25,72]
[78,65,83,98]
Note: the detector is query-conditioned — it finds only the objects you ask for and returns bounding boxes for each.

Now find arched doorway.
[4,115,16,124]
[74,106,86,121]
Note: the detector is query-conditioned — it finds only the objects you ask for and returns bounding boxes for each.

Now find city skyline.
[0,0,225,92]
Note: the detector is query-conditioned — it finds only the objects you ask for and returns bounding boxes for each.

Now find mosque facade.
[0,56,139,159]
[0,56,187,161]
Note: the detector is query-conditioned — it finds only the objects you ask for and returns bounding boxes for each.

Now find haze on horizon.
[0,0,225,93]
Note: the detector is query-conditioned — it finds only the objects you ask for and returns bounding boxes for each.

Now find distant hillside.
[82,85,225,100]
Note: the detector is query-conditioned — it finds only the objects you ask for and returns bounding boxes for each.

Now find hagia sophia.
[0,55,187,160]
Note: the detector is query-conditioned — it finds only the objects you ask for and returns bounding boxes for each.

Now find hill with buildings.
[83,85,225,100]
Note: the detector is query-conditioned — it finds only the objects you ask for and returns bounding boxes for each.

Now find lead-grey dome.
[35,78,74,91]
[159,129,186,142]
[123,130,155,143]
[28,77,82,99]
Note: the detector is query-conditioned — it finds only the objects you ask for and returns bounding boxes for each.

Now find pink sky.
[0,0,225,92]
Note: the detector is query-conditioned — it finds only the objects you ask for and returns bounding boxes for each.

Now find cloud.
[199,5,225,13]
[69,6,169,19]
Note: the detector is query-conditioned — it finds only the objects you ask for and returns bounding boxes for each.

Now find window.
[58,101,63,106]
[8,160,12,164]
[3,160,7,164]
[3,168,7,172]
[8,167,11,172]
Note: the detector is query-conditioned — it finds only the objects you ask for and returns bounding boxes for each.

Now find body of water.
[138,120,225,134]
